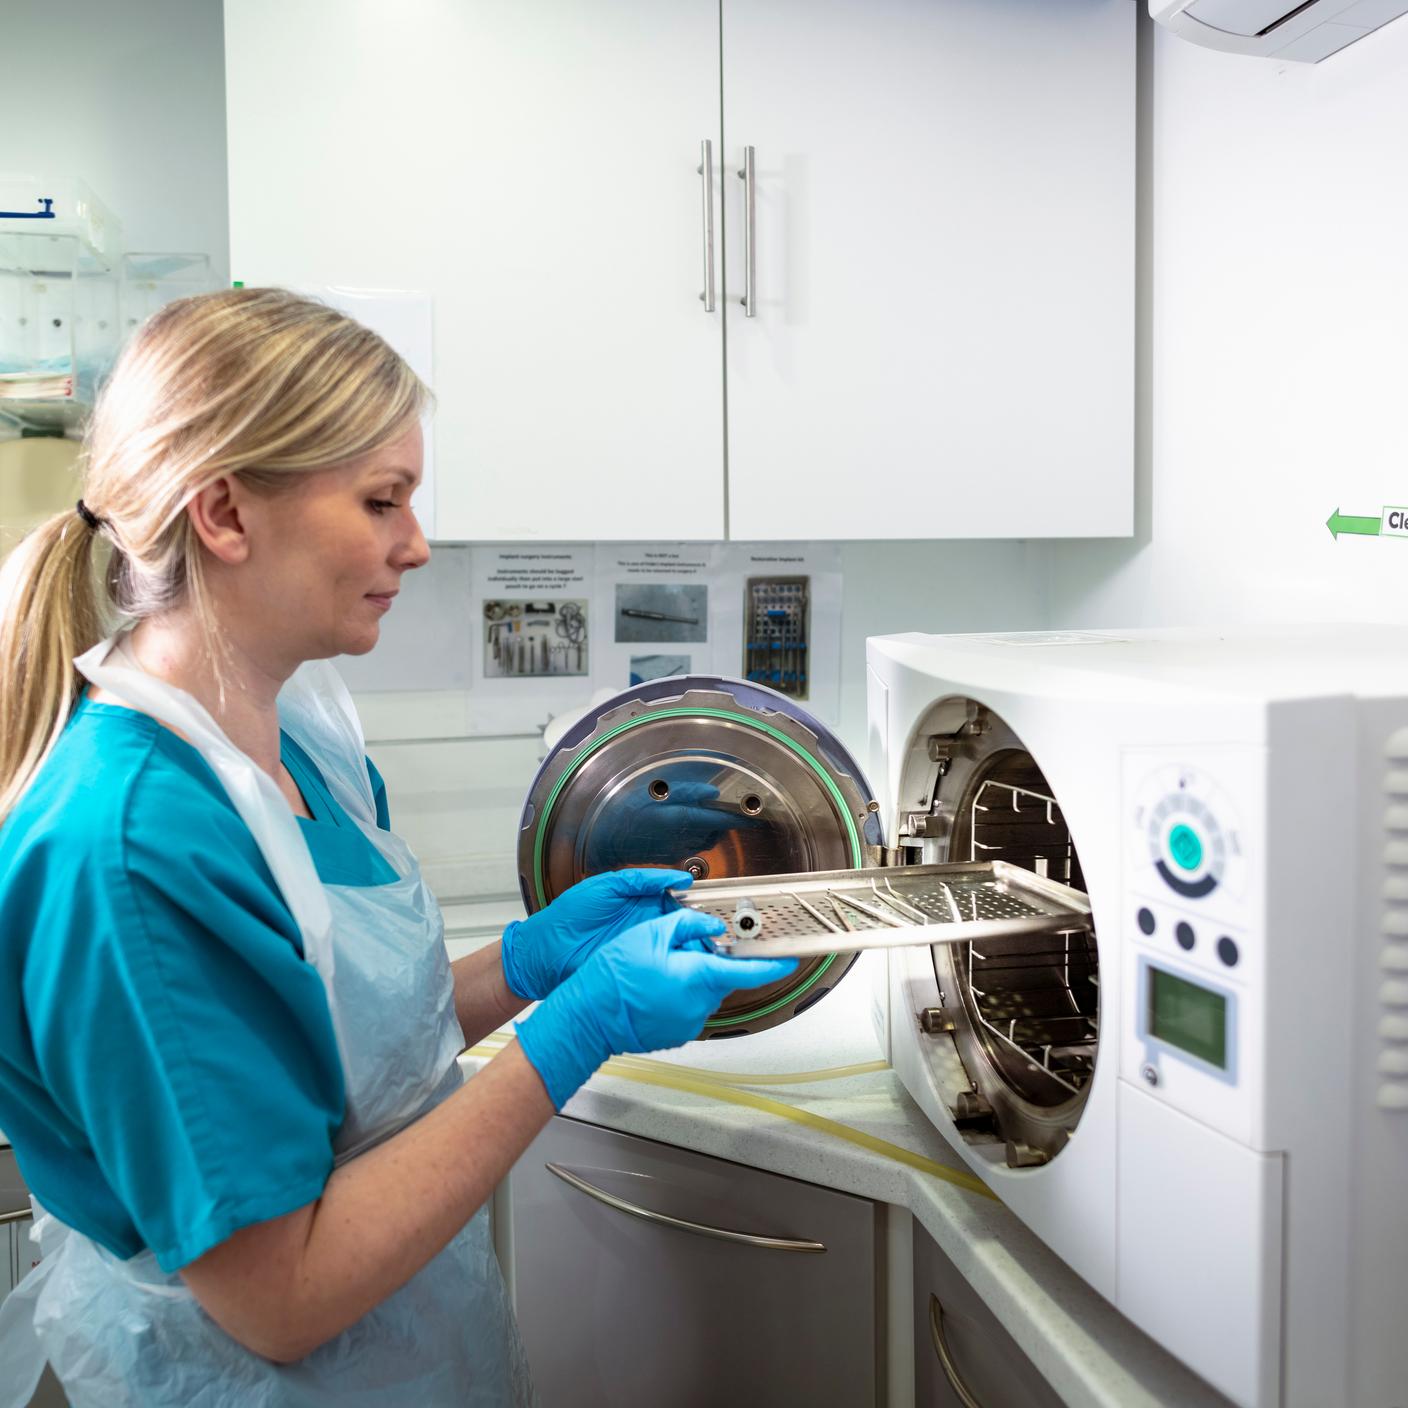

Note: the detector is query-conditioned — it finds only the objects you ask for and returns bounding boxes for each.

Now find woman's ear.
[186,477,251,565]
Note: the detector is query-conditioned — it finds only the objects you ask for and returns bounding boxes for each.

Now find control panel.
[1122,750,1265,1145]
[1135,763,1247,908]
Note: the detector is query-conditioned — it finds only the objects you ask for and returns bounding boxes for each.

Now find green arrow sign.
[1326,508,1382,540]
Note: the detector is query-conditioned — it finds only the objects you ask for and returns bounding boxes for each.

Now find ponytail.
[0,509,109,820]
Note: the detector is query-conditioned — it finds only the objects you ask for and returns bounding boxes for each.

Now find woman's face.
[237,422,431,666]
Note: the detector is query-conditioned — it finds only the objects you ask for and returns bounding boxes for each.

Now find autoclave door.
[516,675,883,1035]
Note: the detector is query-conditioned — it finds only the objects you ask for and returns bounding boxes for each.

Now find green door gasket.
[529,705,864,1030]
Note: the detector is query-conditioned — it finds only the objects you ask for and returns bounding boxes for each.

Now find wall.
[0,0,230,287]
[1043,14,1408,630]
[347,539,1051,912]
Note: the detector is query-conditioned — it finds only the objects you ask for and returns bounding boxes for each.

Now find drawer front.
[915,1222,1064,1408]
[1,1148,33,1294]
[0,1147,29,1217]
[512,1116,879,1408]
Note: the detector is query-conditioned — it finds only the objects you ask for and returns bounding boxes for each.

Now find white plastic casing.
[1150,0,1408,64]
[867,625,1408,1408]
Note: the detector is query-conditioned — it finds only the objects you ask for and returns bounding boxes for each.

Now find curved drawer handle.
[930,1293,985,1408]
[0,1207,33,1227]
[545,1162,826,1253]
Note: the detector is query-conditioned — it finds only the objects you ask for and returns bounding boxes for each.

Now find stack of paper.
[0,370,74,401]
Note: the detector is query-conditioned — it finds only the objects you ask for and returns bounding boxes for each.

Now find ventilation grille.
[1379,726,1408,1112]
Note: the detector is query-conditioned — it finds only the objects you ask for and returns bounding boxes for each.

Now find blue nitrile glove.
[501,868,696,1002]
[516,908,799,1108]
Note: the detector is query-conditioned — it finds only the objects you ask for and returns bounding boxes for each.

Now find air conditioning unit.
[1151,0,1408,62]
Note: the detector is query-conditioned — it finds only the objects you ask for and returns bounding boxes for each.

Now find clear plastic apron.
[0,636,534,1407]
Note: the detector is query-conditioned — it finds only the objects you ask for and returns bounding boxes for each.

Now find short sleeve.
[24,738,345,1272]
[366,755,391,831]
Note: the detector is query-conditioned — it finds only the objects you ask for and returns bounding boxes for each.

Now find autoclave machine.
[517,627,1407,1408]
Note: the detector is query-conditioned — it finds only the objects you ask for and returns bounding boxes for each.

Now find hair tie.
[75,500,106,532]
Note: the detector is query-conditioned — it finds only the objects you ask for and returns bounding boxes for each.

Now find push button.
[1168,823,1204,872]
[1175,921,1196,951]
[1217,936,1239,967]
[1137,907,1156,936]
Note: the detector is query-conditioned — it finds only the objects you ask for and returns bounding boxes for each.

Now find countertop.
[460,953,1230,1408]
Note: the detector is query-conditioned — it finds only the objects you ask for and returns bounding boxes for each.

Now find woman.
[0,289,794,1406]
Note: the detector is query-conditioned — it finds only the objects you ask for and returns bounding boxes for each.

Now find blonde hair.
[0,287,428,821]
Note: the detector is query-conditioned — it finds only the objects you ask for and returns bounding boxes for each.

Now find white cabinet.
[225,0,1133,543]
[722,0,1135,540]
[225,0,726,542]
[508,1117,879,1407]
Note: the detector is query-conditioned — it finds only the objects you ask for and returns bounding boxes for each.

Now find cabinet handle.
[0,1208,33,1227]
[737,145,756,316]
[930,1294,985,1408]
[697,138,716,313]
[545,1162,825,1253]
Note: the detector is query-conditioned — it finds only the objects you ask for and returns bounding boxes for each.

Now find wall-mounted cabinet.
[225,0,1133,542]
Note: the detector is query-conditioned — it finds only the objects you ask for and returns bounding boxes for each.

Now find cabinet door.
[914,1220,1064,1408]
[225,0,725,542]
[721,0,1135,540]
[510,1117,878,1408]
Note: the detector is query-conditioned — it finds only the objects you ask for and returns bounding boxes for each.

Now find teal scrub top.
[0,694,396,1273]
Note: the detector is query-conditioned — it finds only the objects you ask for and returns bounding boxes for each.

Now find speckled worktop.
[460,953,1230,1408]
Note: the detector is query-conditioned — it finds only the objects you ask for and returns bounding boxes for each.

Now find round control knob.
[1146,791,1226,901]
[1167,823,1203,874]
[1134,765,1246,907]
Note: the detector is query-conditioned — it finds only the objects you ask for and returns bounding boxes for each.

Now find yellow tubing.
[465,1036,996,1201]
[470,1031,889,1087]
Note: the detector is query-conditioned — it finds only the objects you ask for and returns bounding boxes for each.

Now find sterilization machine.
[516,627,1408,1407]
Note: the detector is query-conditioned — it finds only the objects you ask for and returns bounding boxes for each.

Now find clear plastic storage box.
[0,176,123,432]
[120,252,215,336]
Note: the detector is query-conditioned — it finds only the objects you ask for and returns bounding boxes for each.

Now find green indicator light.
[1168,823,1203,873]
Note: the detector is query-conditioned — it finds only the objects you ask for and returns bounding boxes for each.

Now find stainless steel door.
[914,1219,1064,1408]
[510,1117,879,1407]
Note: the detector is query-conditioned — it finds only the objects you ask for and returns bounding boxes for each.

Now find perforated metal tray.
[672,861,1092,959]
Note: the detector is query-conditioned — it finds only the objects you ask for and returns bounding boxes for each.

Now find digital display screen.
[1148,966,1228,1069]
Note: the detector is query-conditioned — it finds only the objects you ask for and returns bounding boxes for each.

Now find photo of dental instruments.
[484,598,588,678]
[744,576,809,699]
[614,583,708,643]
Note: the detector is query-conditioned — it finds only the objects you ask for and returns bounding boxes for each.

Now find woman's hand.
[515,907,798,1108]
[499,867,694,1002]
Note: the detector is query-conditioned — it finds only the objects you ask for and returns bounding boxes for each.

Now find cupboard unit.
[721,0,1135,540]
[508,1117,880,1407]
[225,0,1133,542]
[914,1218,1064,1408]
[225,0,726,542]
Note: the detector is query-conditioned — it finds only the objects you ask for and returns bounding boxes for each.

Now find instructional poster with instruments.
[707,543,843,723]
[469,543,843,730]
[470,545,596,729]
[593,543,719,691]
